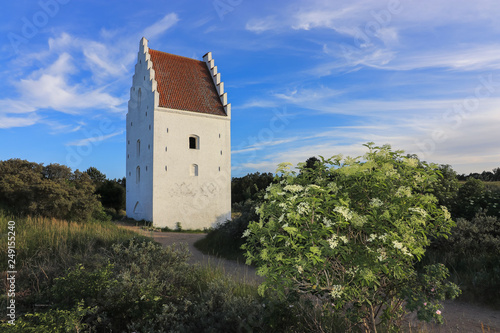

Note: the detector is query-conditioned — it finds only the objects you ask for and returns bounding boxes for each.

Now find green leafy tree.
[243,143,460,331]
[85,166,107,185]
[0,159,105,221]
[231,172,274,205]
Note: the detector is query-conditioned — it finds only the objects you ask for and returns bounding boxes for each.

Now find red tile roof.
[148,49,227,116]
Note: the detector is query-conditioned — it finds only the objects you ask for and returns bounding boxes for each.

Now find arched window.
[136,139,141,157]
[136,166,140,183]
[189,135,199,149]
[190,164,198,176]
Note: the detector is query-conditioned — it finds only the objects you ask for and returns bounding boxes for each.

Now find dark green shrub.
[452,178,500,219]
[425,213,500,307]
[194,199,259,261]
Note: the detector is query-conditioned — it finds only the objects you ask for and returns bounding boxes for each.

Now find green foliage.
[451,178,500,219]
[84,166,106,184]
[428,164,460,214]
[195,199,259,261]
[95,179,126,212]
[442,212,500,254]
[403,264,461,324]
[424,212,500,307]
[3,300,97,333]
[243,143,460,330]
[232,172,275,204]
[0,159,106,222]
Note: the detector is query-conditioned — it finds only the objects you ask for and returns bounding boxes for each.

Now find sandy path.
[117,222,499,332]
[117,223,263,284]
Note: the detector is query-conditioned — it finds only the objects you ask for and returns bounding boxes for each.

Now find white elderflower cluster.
[369,198,383,208]
[395,186,412,198]
[279,202,287,208]
[409,207,428,217]
[330,285,343,299]
[323,216,334,228]
[283,184,304,193]
[376,248,387,261]
[306,184,321,192]
[328,235,339,249]
[414,173,424,184]
[334,206,353,221]
[392,240,403,249]
[346,266,360,276]
[405,158,419,168]
[297,202,310,215]
[441,206,451,220]
[385,169,398,177]
[339,235,348,244]
[327,182,339,194]
[392,240,413,257]
[367,234,377,242]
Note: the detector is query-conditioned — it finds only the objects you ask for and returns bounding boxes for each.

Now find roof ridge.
[149,48,203,63]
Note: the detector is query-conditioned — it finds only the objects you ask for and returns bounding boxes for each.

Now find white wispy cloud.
[0,12,180,129]
[143,13,180,39]
[66,130,124,146]
[0,114,41,129]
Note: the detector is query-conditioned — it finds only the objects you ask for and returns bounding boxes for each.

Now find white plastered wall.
[152,108,231,229]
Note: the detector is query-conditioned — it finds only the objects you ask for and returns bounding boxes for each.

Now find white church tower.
[126,37,231,229]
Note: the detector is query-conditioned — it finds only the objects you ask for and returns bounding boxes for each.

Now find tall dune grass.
[0,212,143,271]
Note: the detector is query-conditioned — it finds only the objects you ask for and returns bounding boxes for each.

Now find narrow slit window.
[136,139,141,157]
[138,88,142,109]
[136,166,140,183]
[190,164,198,176]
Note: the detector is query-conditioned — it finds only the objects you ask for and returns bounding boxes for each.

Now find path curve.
[116,222,263,284]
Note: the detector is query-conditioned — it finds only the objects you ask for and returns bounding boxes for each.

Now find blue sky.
[1,0,499,179]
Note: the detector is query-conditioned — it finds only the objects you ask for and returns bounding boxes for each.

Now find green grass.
[0,212,143,271]
[485,181,500,190]
[194,232,247,263]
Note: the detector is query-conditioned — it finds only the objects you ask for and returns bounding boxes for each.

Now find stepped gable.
[148,48,227,116]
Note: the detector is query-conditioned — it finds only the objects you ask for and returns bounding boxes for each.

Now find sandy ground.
[117,222,499,332]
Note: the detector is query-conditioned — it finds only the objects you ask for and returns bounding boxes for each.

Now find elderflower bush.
[242,143,460,330]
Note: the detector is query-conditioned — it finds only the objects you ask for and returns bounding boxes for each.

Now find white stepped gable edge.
[203,52,231,117]
[133,37,159,108]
